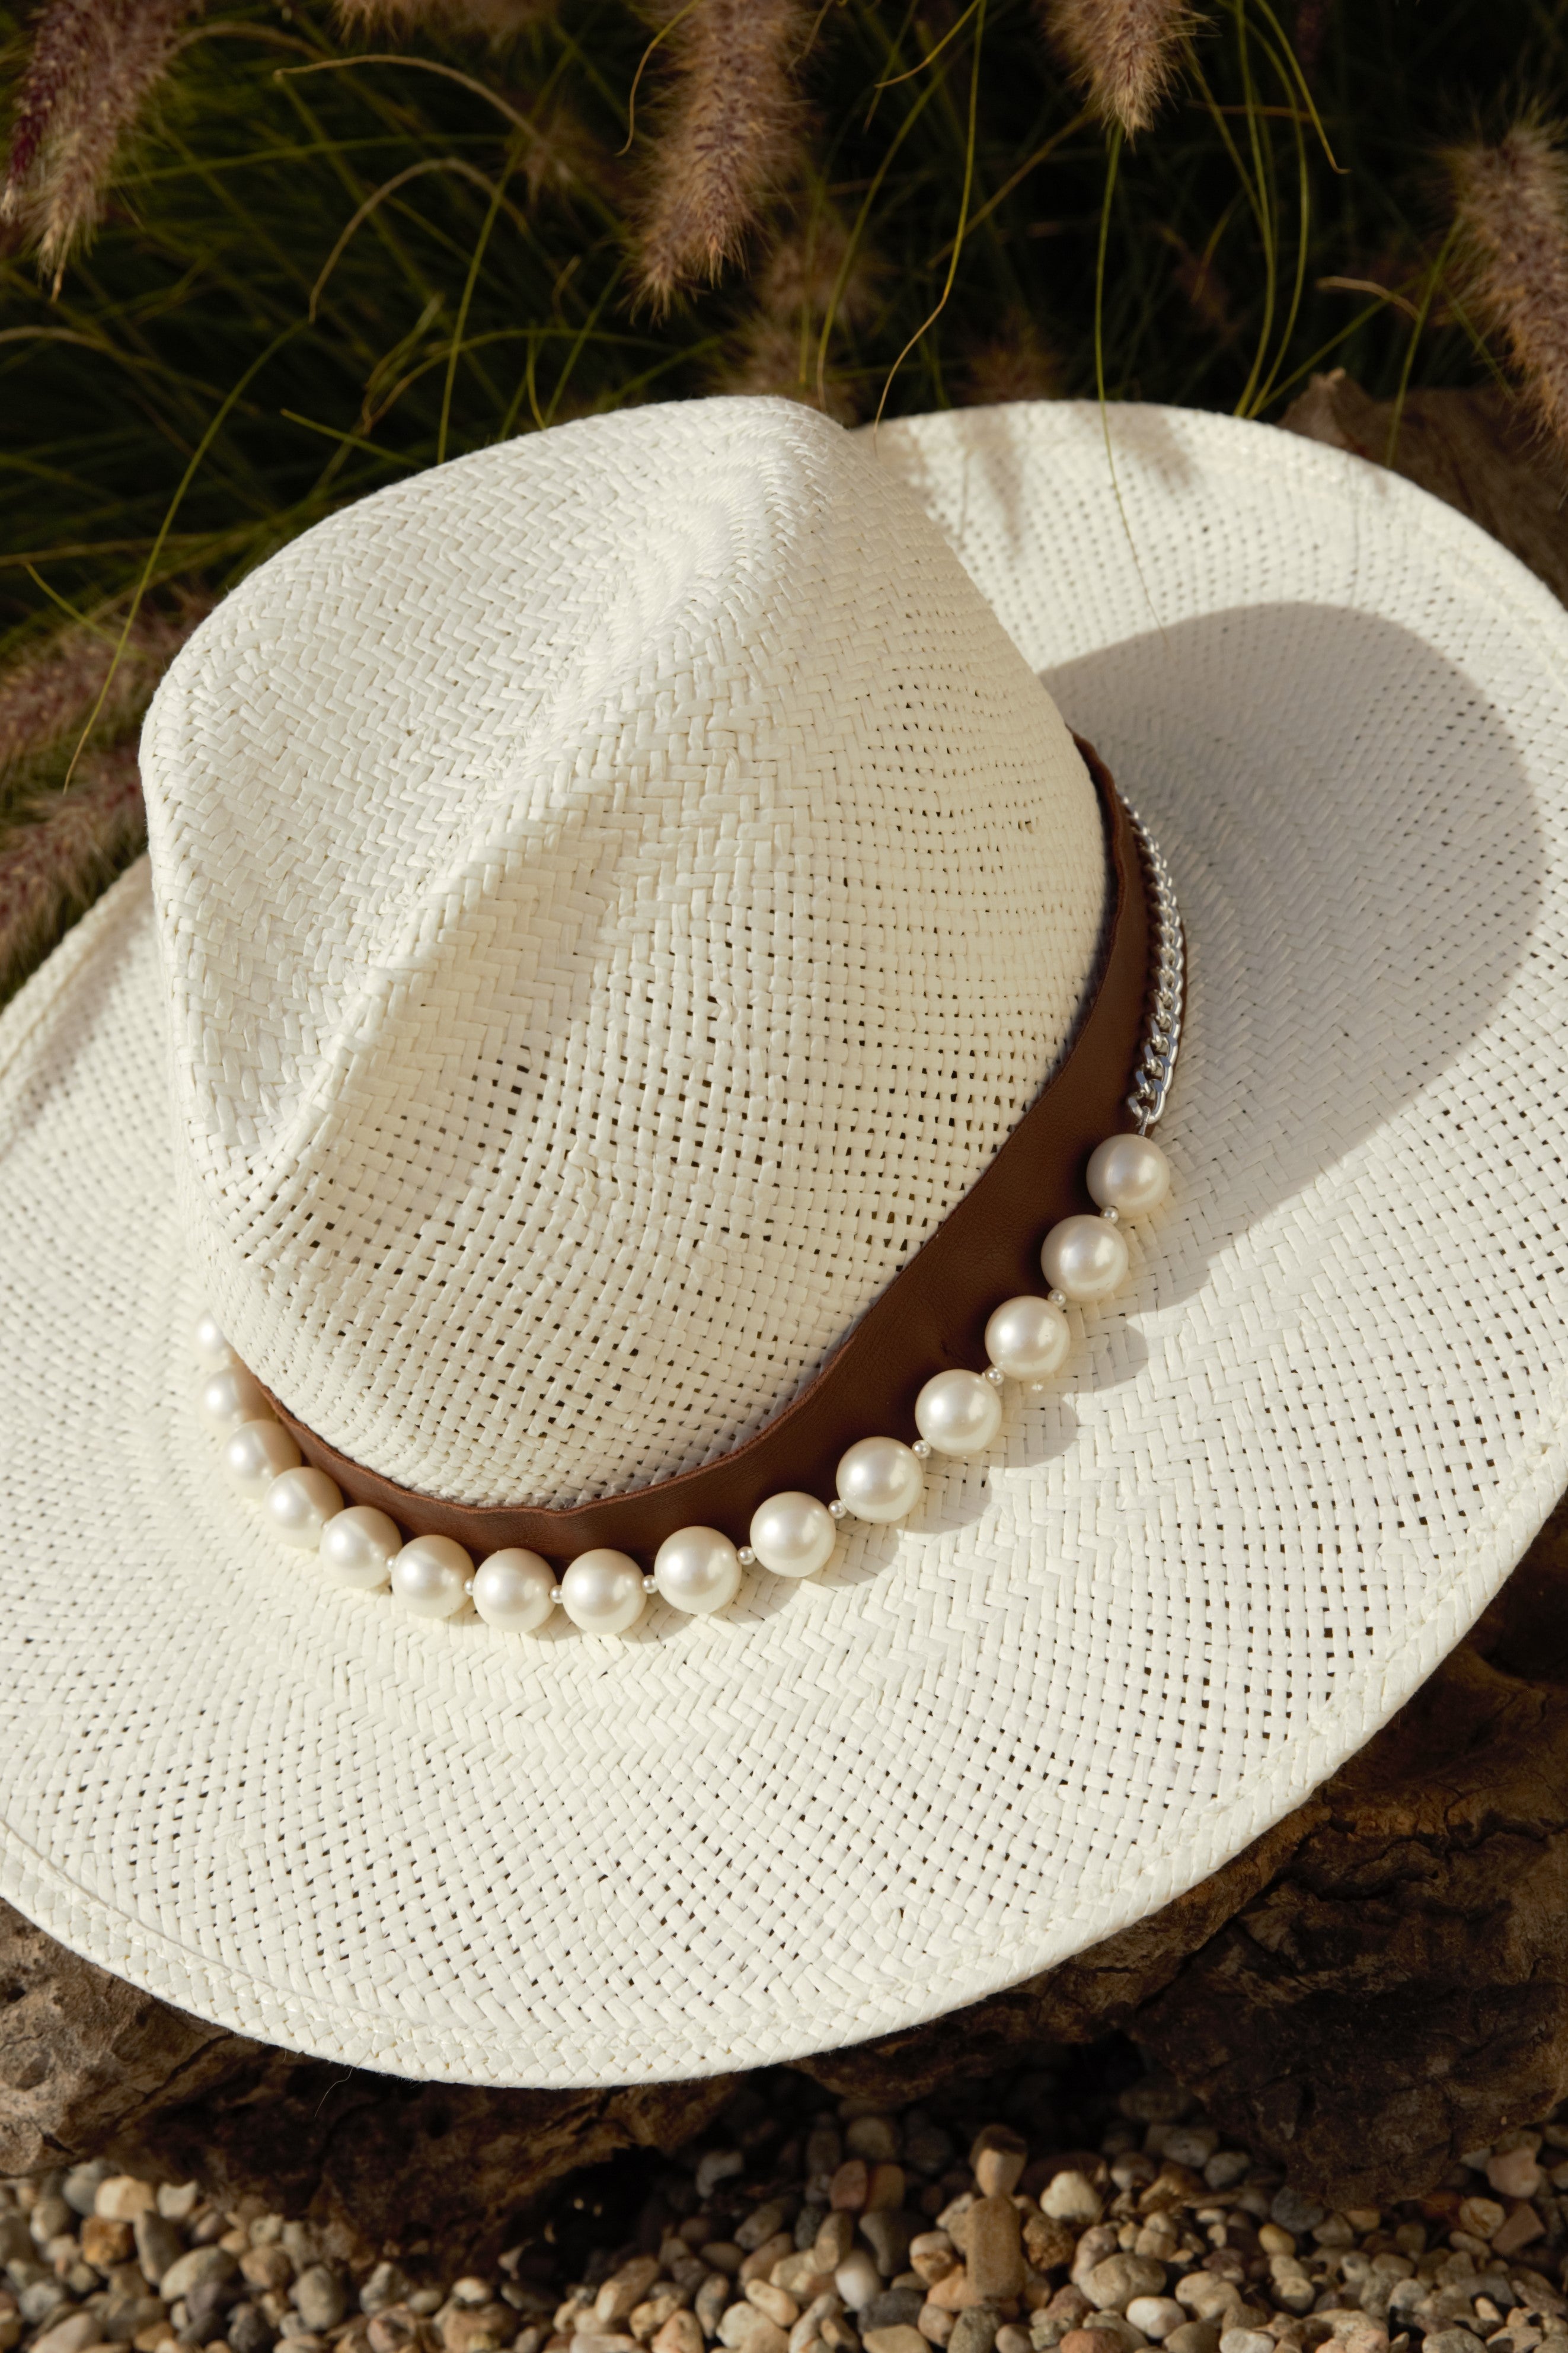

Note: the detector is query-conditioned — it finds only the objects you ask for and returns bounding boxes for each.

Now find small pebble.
[135,2215,187,2288]
[28,2316,100,2353]
[835,2253,882,2313]
[949,2311,1002,2353]
[738,2212,794,2259]
[1057,2331,1126,2353]
[861,2294,925,2335]
[93,2183,157,2227]
[746,2288,799,2330]
[1083,2258,1164,2315]
[1041,2180,1101,2231]
[162,2249,238,2306]
[1124,2304,1184,2344]
[966,2202,1023,2305]
[59,2172,111,2224]
[970,2133,1027,2202]
[864,2330,927,2353]
[290,2268,347,2335]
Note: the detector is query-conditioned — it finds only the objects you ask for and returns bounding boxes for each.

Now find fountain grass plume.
[334,0,556,30]
[0,741,145,1001]
[1448,120,1568,457]
[635,0,812,313]
[0,603,207,787]
[1,0,199,287]
[1039,0,1201,138]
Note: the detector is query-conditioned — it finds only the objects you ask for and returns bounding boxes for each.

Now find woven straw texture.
[139,401,1106,1507]
[1,400,1567,2087]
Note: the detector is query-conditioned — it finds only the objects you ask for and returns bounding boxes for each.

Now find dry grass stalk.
[636,0,810,311]
[716,218,877,419]
[334,0,555,31]
[1,0,199,286]
[0,601,208,781]
[0,741,145,996]
[1448,122,1568,458]
[1039,0,1200,138]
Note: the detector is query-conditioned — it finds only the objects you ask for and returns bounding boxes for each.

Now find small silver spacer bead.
[1049,1289,1068,1308]
[1101,1205,1120,1222]
[737,1546,756,1567]
[829,1498,848,1519]
[642,1573,658,1594]
[912,1439,933,1459]
[985,1364,1006,1385]
[548,1586,563,1606]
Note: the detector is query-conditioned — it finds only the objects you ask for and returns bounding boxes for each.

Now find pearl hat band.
[193,787,1184,1638]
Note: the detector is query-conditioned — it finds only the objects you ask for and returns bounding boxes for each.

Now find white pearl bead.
[914,1367,1003,1456]
[653,1525,742,1615]
[199,1363,272,1431]
[193,1311,234,1371]
[264,1465,344,1551]
[222,1418,302,1498]
[1040,1213,1129,1302]
[985,1294,1071,1380]
[835,1434,924,1523]
[749,1490,836,1579]
[1087,1132,1171,1217]
[560,1548,647,1635]
[320,1505,401,1590]
[472,1548,557,1632]
[391,1533,472,1618]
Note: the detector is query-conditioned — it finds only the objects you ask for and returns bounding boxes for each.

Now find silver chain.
[1123,806,1184,1133]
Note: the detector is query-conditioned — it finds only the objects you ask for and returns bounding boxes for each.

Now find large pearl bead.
[985,1295,1071,1380]
[914,1367,1003,1456]
[264,1465,344,1551]
[199,1363,272,1431]
[222,1417,302,1498]
[1041,1213,1129,1302]
[560,1549,646,1635]
[1087,1132,1171,1217]
[472,1548,558,1633]
[320,1504,401,1590]
[749,1490,836,1579]
[836,1435,924,1523]
[193,1311,234,1371]
[391,1533,472,1618]
[654,1525,742,1615]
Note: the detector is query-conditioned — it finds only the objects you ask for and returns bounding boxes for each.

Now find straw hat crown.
[141,397,1107,1509]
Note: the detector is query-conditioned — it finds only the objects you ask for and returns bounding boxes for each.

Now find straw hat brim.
[4,401,1567,2087]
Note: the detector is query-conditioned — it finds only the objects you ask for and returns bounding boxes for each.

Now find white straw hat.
[2,394,1566,2087]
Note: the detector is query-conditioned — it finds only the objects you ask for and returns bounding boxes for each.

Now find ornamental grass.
[1,0,1566,993]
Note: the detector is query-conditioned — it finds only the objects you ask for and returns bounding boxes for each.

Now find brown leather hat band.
[264,738,1151,1565]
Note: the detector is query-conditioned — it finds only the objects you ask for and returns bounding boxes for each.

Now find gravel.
[9,2069,1568,2353]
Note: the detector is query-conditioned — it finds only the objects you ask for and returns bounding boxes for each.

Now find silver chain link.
[1123,806,1184,1133]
